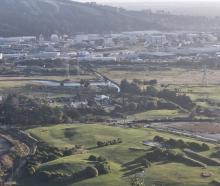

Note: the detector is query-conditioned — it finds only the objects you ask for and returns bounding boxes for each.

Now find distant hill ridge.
[0,0,219,37]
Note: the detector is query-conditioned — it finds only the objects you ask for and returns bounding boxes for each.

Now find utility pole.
[66,60,70,79]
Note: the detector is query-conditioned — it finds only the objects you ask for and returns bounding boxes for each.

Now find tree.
[127,102,138,111]
[80,79,85,87]
[120,79,130,93]
[166,138,177,148]
[158,89,194,110]
[149,79,157,86]
[84,80,90,88]
[146,86,158,97]
[120,79,140,94]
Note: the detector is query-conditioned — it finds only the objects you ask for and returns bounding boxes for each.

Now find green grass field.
[20,124,220,186]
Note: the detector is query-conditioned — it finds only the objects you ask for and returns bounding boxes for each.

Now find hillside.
[0,0,220,37]
[0,0,163,37]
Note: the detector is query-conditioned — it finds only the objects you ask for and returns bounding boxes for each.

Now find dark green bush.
[89,155,97,161]
[95,162,111,175]
[85,166,99,178]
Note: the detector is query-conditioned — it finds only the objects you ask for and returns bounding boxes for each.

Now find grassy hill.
[18,124,220,186]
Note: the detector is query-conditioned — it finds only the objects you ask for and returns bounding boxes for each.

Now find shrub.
[166,138,178,148]
[89,155,97,161]
[85,166,99,178]
[63,148,76,156]
[176,139,188,149]
[187,142,202,151]
[97,156,107,162]
[153,136,164,143]
[97,138,122,148]
[202,143,210,151]
[97,141,106,147]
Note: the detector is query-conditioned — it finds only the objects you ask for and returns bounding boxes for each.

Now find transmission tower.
[202,64,208,86]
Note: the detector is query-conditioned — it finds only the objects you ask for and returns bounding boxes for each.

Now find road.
[0,127,38,183]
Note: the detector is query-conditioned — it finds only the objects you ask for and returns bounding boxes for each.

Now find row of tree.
[120,79,194,110]
[154,136,210,151]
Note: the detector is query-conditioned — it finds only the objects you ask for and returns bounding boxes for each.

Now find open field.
[20,124,220,186]
[98,67,220,85]
[127,109,188,121]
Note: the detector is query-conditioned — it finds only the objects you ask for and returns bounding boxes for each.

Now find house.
[95,95,110,101]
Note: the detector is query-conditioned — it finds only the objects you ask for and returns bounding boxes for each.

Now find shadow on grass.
[122,155,146,177]
[123,167,145,177]
[122,154,169,177]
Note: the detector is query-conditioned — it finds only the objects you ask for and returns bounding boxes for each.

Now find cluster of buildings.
[1,31,220,63]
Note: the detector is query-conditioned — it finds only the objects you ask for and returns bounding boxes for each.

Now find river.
[33,79,121,92]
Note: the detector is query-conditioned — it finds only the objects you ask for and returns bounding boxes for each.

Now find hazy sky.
[76,0,220,2]
[74,0,220,16]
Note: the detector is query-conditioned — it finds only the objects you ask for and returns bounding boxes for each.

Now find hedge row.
[97,138,122,147]
[154,136,210,151]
